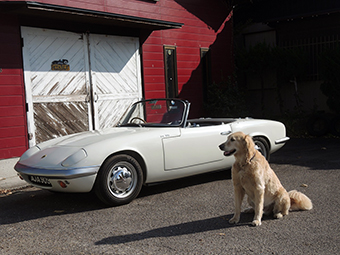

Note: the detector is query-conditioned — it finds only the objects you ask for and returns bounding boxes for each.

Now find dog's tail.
[288,190,313,211]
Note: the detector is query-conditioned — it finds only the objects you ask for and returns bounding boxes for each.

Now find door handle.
[94,92,99,103]
[220,131,231,136]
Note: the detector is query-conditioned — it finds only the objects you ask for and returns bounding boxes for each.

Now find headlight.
[20,146,41,161]
[61,149,87,167]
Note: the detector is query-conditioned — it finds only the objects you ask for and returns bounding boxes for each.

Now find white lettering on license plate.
[30,176,51,185]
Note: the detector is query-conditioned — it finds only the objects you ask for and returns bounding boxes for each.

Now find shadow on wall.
[177,6,234,118]
[174,0,231,32]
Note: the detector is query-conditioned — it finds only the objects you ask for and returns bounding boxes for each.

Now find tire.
[94,154,143,206]
[253,137,270,161]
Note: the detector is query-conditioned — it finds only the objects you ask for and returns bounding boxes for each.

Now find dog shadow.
[95,213,271,245]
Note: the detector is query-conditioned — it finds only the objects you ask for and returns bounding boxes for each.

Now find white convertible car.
[15,98,289,206]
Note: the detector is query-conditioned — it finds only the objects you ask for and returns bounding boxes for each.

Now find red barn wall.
[0,14,28,159]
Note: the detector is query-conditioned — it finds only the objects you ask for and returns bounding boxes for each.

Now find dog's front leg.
[229,185,245,224]
[252,187,264,226]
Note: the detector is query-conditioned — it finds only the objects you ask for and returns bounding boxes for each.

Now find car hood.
[18,127,151,169]
[39,126,167,150]
[51,128,137,147]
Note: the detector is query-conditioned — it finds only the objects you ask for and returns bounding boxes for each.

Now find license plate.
[29,175,52,187]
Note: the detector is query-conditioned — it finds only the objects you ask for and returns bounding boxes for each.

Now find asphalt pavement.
[0,137,339,254]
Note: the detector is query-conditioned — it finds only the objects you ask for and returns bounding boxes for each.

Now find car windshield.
[119,99,188,127]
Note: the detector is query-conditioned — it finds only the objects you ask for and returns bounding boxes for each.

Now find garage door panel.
[92,35,140,93]
[27,42,87,96]
[34,102,89,143]
[22,27,142,146]
[91,34,142,129]
[27,36,83,72]
[22,27,91,146]
[97,98,135,129]
[94,38,136,72]
[31,71,87,96]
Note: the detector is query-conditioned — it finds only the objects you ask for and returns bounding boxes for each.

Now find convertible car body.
[15,99,289,206]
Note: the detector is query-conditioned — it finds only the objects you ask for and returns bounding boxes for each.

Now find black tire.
[253,137,270,161]
[94,154,143,206]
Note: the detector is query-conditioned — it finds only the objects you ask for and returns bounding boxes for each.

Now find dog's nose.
[219,143,225,150]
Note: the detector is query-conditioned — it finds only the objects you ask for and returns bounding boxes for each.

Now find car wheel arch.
[251,135,271,160]
[252,135,270,149]
[100,150,147,184]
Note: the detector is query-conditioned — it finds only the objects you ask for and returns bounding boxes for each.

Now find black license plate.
[29,175,52,187]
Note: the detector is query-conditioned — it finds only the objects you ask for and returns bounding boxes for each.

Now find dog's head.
[219,132,255,159]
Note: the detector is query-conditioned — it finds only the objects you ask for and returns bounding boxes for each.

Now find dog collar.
[249,153,256,162]
[241,152,256,167]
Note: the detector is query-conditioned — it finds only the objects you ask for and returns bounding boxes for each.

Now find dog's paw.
[252,220,262,226]
[274,213,283,219]
[229,216,240,224]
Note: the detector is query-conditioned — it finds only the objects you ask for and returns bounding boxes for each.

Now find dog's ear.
[244,135,255,163]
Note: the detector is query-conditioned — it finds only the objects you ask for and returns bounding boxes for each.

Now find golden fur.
[219,132,312,226]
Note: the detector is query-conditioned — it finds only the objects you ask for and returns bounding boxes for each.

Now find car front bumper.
[15,163,100,193]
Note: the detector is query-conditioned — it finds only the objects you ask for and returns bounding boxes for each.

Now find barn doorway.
[21,27,142,146]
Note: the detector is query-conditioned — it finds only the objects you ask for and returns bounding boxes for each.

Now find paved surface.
[0,157,28,191]
[0,138,339,254]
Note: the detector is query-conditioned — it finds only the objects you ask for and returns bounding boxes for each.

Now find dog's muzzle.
[219,143,236,156]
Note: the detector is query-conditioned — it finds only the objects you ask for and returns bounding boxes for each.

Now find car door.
[162,124,233,171]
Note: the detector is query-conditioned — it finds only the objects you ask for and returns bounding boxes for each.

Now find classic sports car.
[15,98,289,206]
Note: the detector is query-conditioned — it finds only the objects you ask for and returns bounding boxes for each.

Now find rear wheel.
[253,137,270,160]
[94,154,143,206]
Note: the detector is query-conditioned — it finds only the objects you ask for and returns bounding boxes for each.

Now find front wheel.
[94,154,143,206]
[253,137,270,161]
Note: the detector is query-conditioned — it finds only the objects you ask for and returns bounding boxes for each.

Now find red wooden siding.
[0,15,28,159]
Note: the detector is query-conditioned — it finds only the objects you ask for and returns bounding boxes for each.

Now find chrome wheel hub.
[110,166,132,192]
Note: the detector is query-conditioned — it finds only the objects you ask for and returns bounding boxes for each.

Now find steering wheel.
[130,117,147,123]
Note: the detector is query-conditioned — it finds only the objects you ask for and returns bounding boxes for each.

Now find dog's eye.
[230,137,235,142]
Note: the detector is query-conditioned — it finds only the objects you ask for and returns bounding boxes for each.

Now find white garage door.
[21,27,142,146]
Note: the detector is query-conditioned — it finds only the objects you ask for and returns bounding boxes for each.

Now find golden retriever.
[219,132,312,226]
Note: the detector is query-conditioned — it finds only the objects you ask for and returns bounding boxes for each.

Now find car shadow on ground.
[0,188,104,225]
[138,169,231,198]
[0,170,231,225]
[270,137,340,170]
